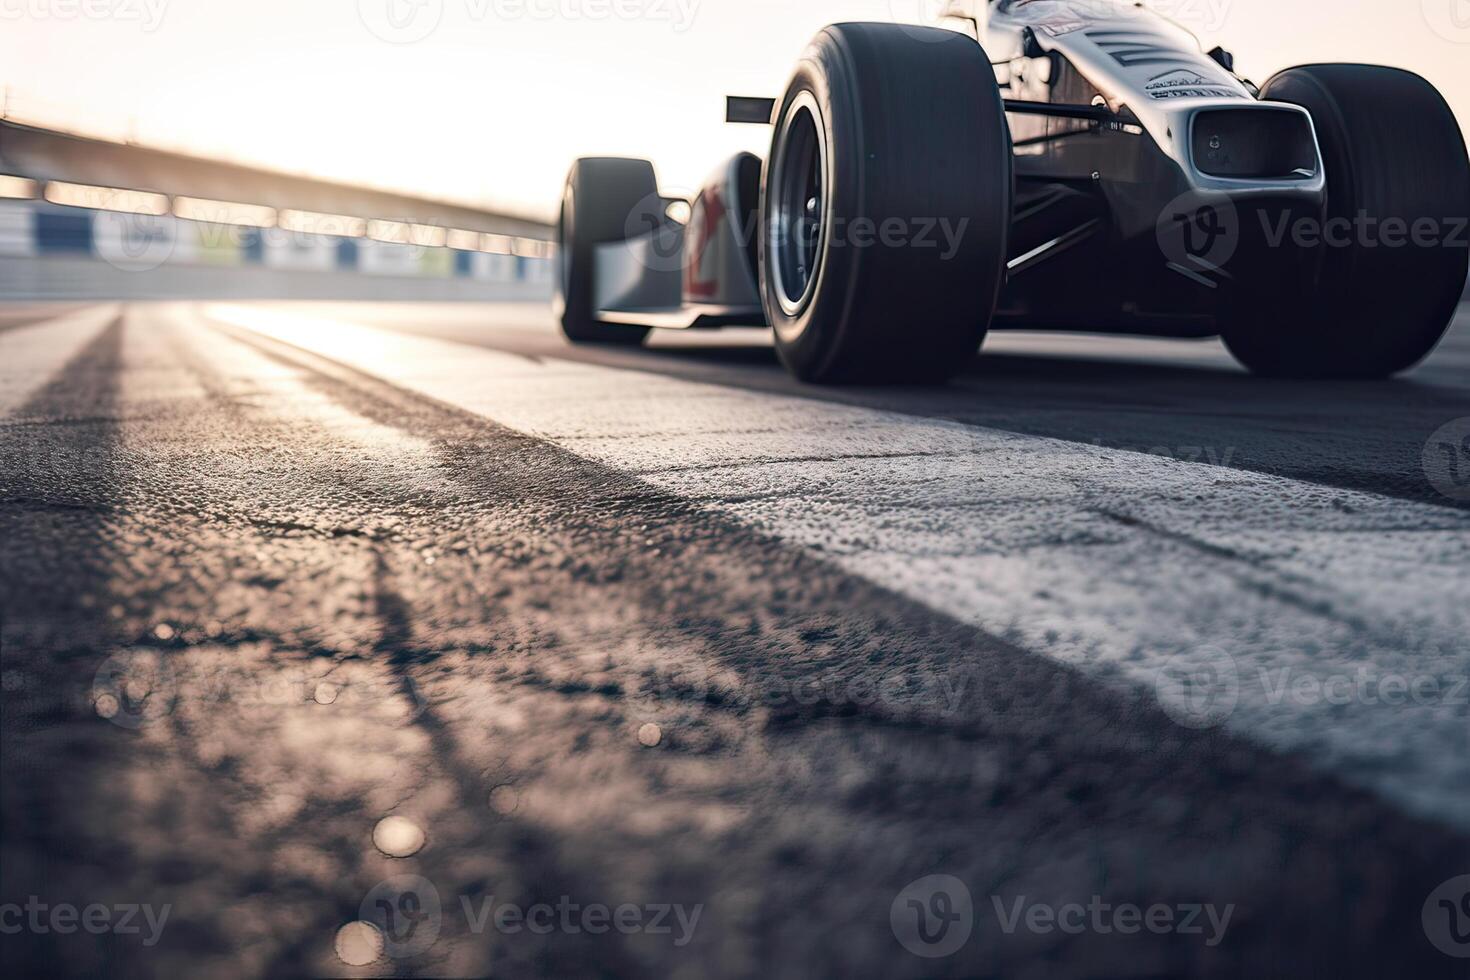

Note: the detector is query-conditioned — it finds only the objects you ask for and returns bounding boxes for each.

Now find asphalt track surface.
[2,300,1468,978]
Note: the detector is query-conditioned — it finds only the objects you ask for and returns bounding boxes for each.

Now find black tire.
[555,158,656,346]
[759,23,1012,384]
[1222,65,1470,378]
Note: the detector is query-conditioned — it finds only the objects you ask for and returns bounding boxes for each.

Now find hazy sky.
[2,0,1467,221]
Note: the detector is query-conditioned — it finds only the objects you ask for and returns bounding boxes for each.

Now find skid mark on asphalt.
[0,312,160,979]
[205,303,1470,834]
[1,311,457,977]
[0,304,120,418]
[197,307,1469,978]
[150,311,653,977]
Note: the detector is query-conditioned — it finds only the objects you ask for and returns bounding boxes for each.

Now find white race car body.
[592,0,1330,337]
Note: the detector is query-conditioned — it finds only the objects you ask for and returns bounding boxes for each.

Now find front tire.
[1222,65,1470,378]
[555,158,655,346]
[760,23,1012,384]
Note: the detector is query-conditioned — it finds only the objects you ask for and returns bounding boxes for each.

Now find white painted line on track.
[0,304,121,419]
[206,303,1470,830]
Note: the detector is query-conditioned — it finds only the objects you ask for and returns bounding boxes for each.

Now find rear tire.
[759,23,1012,384]
[555,158,655,346]
[1222,65,1470,378]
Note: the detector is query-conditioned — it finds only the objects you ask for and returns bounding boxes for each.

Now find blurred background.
[2,0,1467,300]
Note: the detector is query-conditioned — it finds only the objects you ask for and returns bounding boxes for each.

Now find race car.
[555,0,1470,383]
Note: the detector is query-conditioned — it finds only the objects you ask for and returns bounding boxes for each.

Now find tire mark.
[0,314,162,980]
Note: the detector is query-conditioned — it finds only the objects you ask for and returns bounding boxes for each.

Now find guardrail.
[0,119,557,300]
[0,200,553,301]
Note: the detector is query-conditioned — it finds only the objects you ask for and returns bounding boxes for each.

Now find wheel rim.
[769,93,827,318]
